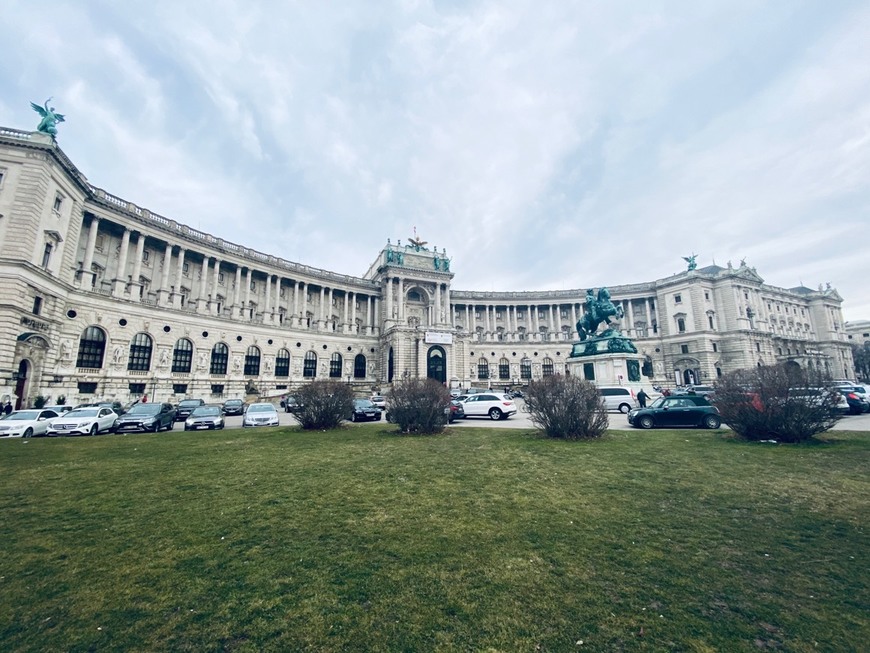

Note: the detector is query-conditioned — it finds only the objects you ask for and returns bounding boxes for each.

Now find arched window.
[76,326,106,368]
[520,357,532,380]
[477,357,489,380]
[498,357,510,380]
[210,342,229,375]
[172,338,193,373]
[330,353,342,378]
[354,354,367,379]
[128,333,153,371]
[303,351,317,378]
[244,345,261,376]
[542,357,555,376]
[275,348,290,378]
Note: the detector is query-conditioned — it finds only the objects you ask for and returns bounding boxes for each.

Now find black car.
[114,402,176,433]
[282,396,303,413]
[222,399,245,416]
[184,405,225,431]
[349,399,381,422]
[448,400,465,422]
[628,395,722,429]
[175,398,205,421]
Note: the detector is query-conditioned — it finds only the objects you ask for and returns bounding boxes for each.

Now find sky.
[2,1,868,321]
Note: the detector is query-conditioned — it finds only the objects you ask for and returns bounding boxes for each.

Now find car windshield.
[355,400,374,408]
[65,409,99,418]
[4,411,40,420]
[248,404,275,413]
[125,404,161,415]
[225,400,242,406]
[192,407,221,417]
[178,400,202,408]
[649,397,667,408]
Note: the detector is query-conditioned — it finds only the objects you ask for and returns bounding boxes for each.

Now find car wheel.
[351,413,358,423]
[23,427,33,438]
[89,424,98,436]
[638,416,654,429]
[703,414,721,429]
[619,403,632,414]
[488,408,502,420]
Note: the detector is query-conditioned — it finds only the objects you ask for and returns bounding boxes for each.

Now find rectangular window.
[250,281,257,291]
[704,292,709,301]
[172,383,188,395]
[53,194,63,214]
[41,243,53,269]
[182,262,190,274]
[681,344,689,354]
[674,294,682,304]
[475,312,481,319]
[129,382,146,394]
[32,296,43,315]
[0,169,5,187]
[218,272,225,284]
[756,343,761,352]
[496,311,503,320]
[708,315,714,329]
[95,235,105,251]
[142,250,150,262]
[712,343,718,352]
[78,381,97,394]
[560,310,569,319]
[211,384,225,396]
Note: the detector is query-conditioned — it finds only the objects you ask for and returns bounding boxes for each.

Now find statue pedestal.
[566,335,646,390]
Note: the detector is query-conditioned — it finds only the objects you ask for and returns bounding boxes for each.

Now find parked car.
[242,402,281,427]
[185,405,226,431]
[837,388,869,415]
[628,395,721,429]
[282,395,303,414]
[448,400,465,422]
[114,402,176,433]
[174,398,206,421]
[44,404,74,414]
[370,395,386,410]
[222,399,246,416]
[459,393,517,420]
[598,387,638,413]
[46,406,119,436]
[75,400,125,415]
[350,398,382,422]
[674,385,716,397]
[0,409,61,438]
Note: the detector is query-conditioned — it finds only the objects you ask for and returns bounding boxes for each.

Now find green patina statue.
[31,98,65,137]
[576,287,624,341]
[683,253,698,271]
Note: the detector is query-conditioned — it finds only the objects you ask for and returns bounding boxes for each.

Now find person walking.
[636,388,649,408]
[4,401,12,415]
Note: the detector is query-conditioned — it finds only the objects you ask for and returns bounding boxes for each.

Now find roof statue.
[31,98,65,137]
[408,226,428,251]
[682,253,697,271]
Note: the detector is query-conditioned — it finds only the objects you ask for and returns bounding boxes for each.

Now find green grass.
[1,426,868,652]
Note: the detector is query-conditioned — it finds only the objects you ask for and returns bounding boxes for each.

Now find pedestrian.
[661,388,671,397]
[4,401,12,415]
[637,388,649,408]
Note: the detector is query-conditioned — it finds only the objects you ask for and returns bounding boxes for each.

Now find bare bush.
[295,380,354,430]
[386,379,451,435]
[713,364,841,443]
[525,375,608,440]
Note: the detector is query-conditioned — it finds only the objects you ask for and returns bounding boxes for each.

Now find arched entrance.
[15,360,29,410]
[427,346,446,384]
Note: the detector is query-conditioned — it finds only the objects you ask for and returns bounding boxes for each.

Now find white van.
[598,387,638,413]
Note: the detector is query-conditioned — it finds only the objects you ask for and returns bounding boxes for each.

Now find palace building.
[0,126,856,408]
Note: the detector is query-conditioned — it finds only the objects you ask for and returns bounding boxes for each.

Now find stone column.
[372,297,379,335]
[327,288,334,330]
[434,283,441,326]
[365,295,371,335]
[263,275,272,321]
[465,305,471,333]
[174,248,186,308]
[445,285,451,324]
[244,269,252,320]
[158,243,173,305]
[130,233,146,301]
[274,277,283,324]
[350,292,357,333]
[195,257,210,313]
[233,267,242,315]
[343,291,350,333]
[301,282,309,327]
[318,286,326,327]
[549,305,555,340]
[397,277,404,323]
[385,277,393,322]
[112,227,130,297]
[627,300,635,337]
[211,259,222,315]
[80,216,100,288]
[647,298,655,335]
[292,281,301,326]
[570,303,578,339]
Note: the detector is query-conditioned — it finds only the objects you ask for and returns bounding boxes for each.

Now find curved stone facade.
[0,127,855,408]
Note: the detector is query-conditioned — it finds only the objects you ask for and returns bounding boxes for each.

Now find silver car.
[242,402,280,427]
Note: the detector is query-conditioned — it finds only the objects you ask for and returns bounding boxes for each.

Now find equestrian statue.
[576,287,624,341]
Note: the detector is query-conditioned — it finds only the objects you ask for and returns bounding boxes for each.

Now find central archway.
[427,346,446,384]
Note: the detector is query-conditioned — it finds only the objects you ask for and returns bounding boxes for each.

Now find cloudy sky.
[2,1,868,321]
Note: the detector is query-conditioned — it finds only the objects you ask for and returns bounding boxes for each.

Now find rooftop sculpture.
[31,98,65,138]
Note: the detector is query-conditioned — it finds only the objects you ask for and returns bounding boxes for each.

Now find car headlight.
[186,418,194,426]
[76,421,90,428]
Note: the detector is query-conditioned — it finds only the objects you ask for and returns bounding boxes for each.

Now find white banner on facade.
[425,331,453,345]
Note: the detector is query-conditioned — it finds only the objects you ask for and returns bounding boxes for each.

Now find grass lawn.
[1,426,868,652]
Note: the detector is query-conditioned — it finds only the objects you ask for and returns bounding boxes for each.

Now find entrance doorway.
[15,360,29,410]
[427,346,446,384]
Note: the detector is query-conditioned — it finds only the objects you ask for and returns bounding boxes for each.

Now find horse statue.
[576,287,624,341]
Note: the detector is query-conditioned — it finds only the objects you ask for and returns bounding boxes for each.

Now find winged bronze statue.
[682,254,698,271]
[31,98,65,137]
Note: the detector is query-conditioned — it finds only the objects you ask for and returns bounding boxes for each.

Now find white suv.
[598,387,638,413]
[460,393,517,420]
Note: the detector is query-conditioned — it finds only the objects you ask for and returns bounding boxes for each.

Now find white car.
[370,395,386,409]
[0,409,61,437]
[242,402,280,427]
[459,393,517,420]
[46,407,119,436]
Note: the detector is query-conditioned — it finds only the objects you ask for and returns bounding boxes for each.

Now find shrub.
[524,375,608,439]
[295,380,354,430]
[57,395,66,405]
[713,364,841,443]
[33,395,48,409]
[386,379,451,435]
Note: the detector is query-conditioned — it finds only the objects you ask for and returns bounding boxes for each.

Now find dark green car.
[628,395,721,429]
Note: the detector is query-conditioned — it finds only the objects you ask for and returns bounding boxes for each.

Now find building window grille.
[173,383,188,394]
[542,357,555,376]
[172,338,193,373]
[244,346,261,376]
[275,349,290,378]
[210,342,229,375]
[681,344,689,354]
[354,354,366,378]
[211,384,224,397]
[477,358,490,380]
[498,358,510,380]
[520,358,532,380]
[677,318,686,333]
[76,326,106,368]
[329,353,342,378]
[78,381,98,394]
[303,351,317,378]
[129,382,146,394]
[128,333,153,371]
